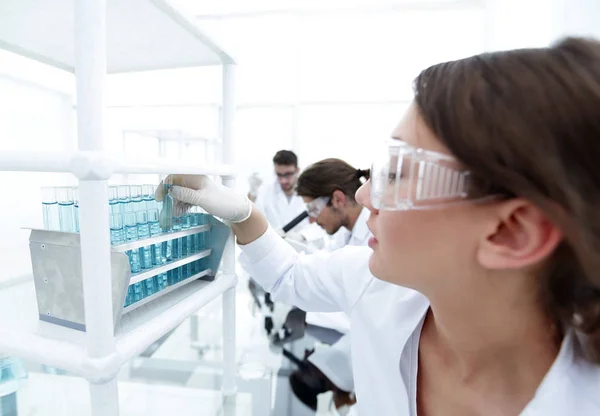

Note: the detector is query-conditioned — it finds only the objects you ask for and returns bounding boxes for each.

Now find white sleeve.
[239,227,374,314]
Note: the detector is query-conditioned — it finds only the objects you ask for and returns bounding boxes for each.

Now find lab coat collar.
[520,329,600,414]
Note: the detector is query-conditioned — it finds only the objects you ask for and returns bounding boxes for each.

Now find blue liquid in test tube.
[148,209,164,265]
[110,213,124,246]
[167,266,182,285]
[171,215,182,259]
[109,186,120,216]
[148,209,167,290]
[160,183,173,263]
[156,274,168,290]
[197,212,207,251]
[160,183,173,232]
[142,276,156,298]
[41,187,60,231]
[142,184,157,210]
[130,185,144,213]
[181,213,191,256]
[118,185,131,222]
[136,210,152,270]
[181,213,192,279]
[56,187,76,232]
[124,212,143,304]
[189,207,199,254]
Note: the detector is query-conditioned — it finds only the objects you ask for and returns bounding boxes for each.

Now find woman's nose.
[356,180,376,213]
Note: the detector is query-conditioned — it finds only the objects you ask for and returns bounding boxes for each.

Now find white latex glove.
[248,172,263,197]
[155,174,252,224]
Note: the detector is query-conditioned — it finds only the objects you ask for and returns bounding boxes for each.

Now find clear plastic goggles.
[306,196,329,218]
[371,140,490,211]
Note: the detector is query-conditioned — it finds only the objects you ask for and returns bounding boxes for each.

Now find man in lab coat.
[287,158,371,415]
[254,150,308,232]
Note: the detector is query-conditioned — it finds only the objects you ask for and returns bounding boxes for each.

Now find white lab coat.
[306,208,371,333]
[254,180,308,231]
[240,228,600,416]
[326,208,372,251]
[305,208,372,395]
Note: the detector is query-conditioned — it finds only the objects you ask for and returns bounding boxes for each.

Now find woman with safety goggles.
[156,37,600,415]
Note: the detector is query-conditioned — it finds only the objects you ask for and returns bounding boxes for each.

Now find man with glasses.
[286,158,371,414]
[298,159,371,250]
[254,150,309,233]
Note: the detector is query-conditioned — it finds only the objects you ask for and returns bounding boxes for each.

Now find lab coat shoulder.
[254,182,273,212]
[521,331,600,415]
[240,227,376,315]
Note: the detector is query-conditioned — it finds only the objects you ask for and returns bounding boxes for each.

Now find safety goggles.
[306,196,330,218]
[276,171,297,179]
[370,140,495,211]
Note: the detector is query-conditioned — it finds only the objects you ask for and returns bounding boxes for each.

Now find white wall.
[194,3,487,192]
[0,51,75,279]
[485,0,600,51]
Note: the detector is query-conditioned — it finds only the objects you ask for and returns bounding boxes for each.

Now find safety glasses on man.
[370,140,499,211]
[306,196,329,218]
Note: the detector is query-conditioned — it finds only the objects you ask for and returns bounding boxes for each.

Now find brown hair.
[414,37,600,362]
[296,158,370,202]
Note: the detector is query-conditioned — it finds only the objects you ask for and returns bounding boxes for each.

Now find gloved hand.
[155,174,252,224]
[248,172,263,198]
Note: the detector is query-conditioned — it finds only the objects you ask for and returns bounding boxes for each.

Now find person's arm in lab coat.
[239,222,373,313]
[155,174,373,314]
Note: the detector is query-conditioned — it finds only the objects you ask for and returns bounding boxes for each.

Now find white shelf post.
[221,63,237,397]
[74,1,119,415]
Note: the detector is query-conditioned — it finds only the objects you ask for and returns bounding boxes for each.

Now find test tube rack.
[28,216,231,332]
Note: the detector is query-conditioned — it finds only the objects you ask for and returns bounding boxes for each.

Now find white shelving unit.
[0,1,238,415]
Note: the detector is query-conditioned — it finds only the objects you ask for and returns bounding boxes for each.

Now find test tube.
[136,210,152,270]
[142,184,156,210]
[56,187,75,232]
[197,209,207,251]
[160,183,174,263]
[130,185,144,213]
[181,213,191,256]
[142,276,156,299]
[171,214,182,260]
[109,213,124,245]
[148,209,164,265]
[160,183,173,232]
[73,187,79,233]
[148,209,167,292]
[109,186,120,216]
[124,212,143,303]
[189,206,198,253]
[124,212,141,272]
[156,273,168,290]
[41,187,60,231]
[118,185,131,221]
[168,265,182,286]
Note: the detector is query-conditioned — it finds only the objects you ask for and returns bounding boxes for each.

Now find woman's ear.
[477,199,563,270]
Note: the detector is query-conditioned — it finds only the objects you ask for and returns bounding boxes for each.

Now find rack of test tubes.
[30,184,231,331]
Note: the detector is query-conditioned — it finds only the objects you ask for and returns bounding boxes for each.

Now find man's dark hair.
[273,150,298,167]
[296,158,370,202]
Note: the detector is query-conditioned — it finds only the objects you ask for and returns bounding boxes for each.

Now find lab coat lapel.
[351,281,429,414]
